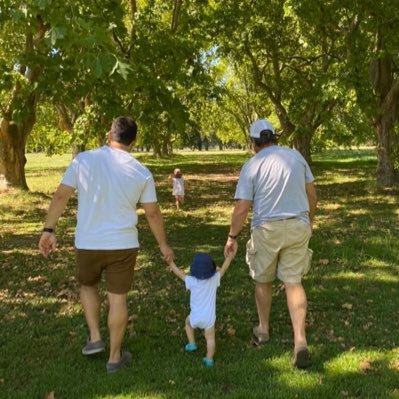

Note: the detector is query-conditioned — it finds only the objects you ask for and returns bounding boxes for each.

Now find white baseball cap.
[250,119,275,138]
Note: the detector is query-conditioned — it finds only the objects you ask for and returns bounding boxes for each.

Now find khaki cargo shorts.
[75,248,139,294]
[246,218,313,284]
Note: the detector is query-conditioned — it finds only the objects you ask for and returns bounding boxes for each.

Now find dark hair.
[251,129,278,147]
[110,116,137,146]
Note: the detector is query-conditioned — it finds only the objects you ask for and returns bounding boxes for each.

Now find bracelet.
[228,234,238,240]
[42,227,55,233]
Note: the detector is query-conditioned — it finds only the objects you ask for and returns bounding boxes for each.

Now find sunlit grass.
[1,148,398,399]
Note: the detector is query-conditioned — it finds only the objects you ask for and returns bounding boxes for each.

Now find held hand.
[160,244,175,264]
[224,238,238,258]
[39,233,57,257]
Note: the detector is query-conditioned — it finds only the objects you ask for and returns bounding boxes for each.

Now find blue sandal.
[202,357,214,367]
[185,342,198,352]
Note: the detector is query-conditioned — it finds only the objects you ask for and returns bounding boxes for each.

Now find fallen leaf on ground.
[56,289,75,300]
[359,359,372,371]
[362,322,373,331]
[226,326,236,336]
[342,303,353,310]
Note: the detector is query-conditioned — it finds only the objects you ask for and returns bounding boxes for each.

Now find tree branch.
[55,102,74,133]
[381,80,399,124]
[244,42,294,134]
[125,0,138,57]
[171,0,183,33]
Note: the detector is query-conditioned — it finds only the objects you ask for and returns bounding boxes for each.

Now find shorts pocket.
[246,239,257,272]
[303,248,313,275]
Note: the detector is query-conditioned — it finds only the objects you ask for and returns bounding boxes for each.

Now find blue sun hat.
[190,252,216,280]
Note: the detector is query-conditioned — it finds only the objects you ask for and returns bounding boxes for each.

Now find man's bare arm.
[305,182,317,227]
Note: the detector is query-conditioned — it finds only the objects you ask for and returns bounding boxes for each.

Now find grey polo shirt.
[234,145,314,228]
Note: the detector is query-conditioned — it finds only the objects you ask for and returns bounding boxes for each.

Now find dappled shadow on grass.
[0,214,76,254]
[133,217,398,398]
[255,355,399,399]
[313,156,376,170]
[1,149,399,398]
[316,180,373,199]
[0,191,52,231]
[306,276,398,350]
[25,166,71,178]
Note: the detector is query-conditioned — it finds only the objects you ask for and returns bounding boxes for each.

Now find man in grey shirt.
[224,119,317,369]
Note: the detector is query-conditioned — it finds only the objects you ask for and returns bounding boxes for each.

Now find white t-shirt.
[172,177,184,196]
[235,145,314,227]
[185,272,221,330]
[61,145,157,249]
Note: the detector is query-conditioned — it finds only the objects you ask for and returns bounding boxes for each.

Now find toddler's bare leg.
[204,326,215,360]
[185,316,195,343]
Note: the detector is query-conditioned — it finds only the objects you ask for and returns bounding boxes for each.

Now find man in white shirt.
[224,119,317,369]
[39,116,174,373]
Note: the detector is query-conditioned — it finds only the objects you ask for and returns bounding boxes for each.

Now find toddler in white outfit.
[168,252,234,367]
[170,168,185,210]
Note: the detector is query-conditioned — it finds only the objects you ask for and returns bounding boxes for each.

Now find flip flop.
[252,326,270,346]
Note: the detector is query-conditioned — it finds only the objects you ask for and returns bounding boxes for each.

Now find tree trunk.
[369,49,399,187]
[55,102,84,159]
[293,133,312,164]
[374,115,397,187]
[0,120,30,191]
[162,138,170,157]
[0,91,37,190]
[0,24,44,190]
[72,143,86,159]
[152,140,162,157]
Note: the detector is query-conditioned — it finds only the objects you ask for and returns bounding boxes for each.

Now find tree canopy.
[1,0,399,189]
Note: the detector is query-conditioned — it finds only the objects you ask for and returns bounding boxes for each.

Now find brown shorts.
[75,248,139,294]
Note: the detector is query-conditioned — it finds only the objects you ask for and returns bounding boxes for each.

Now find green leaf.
[35,0,49,10]
[110,59,131,80]
[94,58,103,78]
[10,9,26,21]
[50,26,66,46]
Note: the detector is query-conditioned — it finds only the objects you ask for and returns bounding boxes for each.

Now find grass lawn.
[0,148,398,399]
